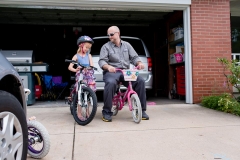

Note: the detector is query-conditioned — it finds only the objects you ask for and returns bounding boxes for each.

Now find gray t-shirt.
[98,40,141,69]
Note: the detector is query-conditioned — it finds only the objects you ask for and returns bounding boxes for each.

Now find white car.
[0,52,28,160]
[91,36,153,91]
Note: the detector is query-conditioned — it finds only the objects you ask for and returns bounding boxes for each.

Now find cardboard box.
[169,34,175,42]
[176,46,184,53]
[181,48,184,53]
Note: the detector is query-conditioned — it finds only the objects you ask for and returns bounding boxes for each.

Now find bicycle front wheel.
[28,120,50,159]
[112,101,120,116]
[72,86,98,126]
[130,94,142,123]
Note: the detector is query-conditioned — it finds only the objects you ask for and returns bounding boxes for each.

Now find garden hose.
[35,73,41,86]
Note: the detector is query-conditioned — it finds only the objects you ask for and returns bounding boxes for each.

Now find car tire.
[0,90,28,160]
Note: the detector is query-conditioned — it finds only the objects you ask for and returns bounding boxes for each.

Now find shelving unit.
[169,38,184,47]
[166,11,185,99]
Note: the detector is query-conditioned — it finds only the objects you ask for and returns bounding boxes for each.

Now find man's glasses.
[107,32,117,37]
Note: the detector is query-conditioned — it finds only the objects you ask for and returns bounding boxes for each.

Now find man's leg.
[102,72,121,121]
[131,76,149,120]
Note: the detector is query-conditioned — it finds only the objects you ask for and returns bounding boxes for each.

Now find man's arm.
[127,42,144,69]
[98,44,116,72]
[98,45,109,69]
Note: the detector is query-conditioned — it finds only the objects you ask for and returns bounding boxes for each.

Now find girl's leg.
[77,104,86,121]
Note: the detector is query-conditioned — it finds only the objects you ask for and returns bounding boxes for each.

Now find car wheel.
[0,90,28,160]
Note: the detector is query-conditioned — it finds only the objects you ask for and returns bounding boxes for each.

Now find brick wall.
[191,0,231,103]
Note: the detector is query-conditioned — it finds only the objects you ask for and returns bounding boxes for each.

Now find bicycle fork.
[77,84,93,107]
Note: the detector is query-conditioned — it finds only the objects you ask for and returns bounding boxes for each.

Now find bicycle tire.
[69,84,75,115]
[27,120,50,159]
[72,86,98,126]
[112,101,120,116]
[130,94,142,123]
[0,90,28,160]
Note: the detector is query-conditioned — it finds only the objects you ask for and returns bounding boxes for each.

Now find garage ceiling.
[0,7,172,26]
[0,1,239,26]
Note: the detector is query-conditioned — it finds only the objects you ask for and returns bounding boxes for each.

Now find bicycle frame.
[65,59,97,107]
[113,69,138,111]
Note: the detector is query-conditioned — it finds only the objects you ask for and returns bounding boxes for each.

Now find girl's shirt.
[76,52,90,67]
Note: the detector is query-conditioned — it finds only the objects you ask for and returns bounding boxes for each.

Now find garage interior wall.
[191,0,231,103]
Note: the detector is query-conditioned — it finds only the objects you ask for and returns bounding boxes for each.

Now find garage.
[0,0,192,104]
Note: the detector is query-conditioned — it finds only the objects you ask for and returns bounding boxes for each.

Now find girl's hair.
[77,45,82,53]
[77,42,92,53]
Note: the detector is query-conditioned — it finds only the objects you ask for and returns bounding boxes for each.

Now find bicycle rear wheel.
[72,86,98,126]
[130,94,142,123]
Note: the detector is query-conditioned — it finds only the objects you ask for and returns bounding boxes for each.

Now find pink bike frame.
[112,68,138,111]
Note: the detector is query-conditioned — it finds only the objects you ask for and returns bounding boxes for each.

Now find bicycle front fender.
[127,90,137,111]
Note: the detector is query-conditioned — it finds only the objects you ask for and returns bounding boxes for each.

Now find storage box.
[176,46,184,53]
[170,54,177,64]
[170,53,183,64]
[174,28,184,40]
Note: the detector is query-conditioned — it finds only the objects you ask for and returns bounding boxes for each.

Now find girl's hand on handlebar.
[108,66,116,73]
[75,66,81,72]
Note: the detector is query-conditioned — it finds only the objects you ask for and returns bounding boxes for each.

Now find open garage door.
[0,0,193,103]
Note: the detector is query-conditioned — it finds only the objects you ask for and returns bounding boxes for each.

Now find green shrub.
[201,95,222,110]
[218,93,237,112]
[232,106,240,116]
[201,93,240,116]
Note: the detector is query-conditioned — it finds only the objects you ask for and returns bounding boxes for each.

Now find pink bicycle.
[112,68,142,123]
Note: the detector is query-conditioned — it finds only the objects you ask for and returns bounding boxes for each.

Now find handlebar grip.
[65,59,97,70]
[90,66,98,70]
[65,59,73,63]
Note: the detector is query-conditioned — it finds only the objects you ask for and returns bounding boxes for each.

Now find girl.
[68,35,96,121]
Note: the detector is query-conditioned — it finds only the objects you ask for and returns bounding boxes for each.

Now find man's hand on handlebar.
[137,62,145,70]
[108,66,116,73]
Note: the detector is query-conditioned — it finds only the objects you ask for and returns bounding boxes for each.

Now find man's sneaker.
[142,111,149,120]
[102,114,112,122]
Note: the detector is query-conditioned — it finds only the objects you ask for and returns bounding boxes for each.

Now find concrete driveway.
[26,98,240,160]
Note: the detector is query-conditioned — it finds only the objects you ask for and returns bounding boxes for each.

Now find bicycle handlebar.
[65,59,98,71]
[115,67,139,73]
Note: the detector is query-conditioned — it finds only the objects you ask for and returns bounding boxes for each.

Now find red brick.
[191,0,231,103]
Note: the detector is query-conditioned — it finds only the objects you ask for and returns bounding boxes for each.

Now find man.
[98,26,149,122]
